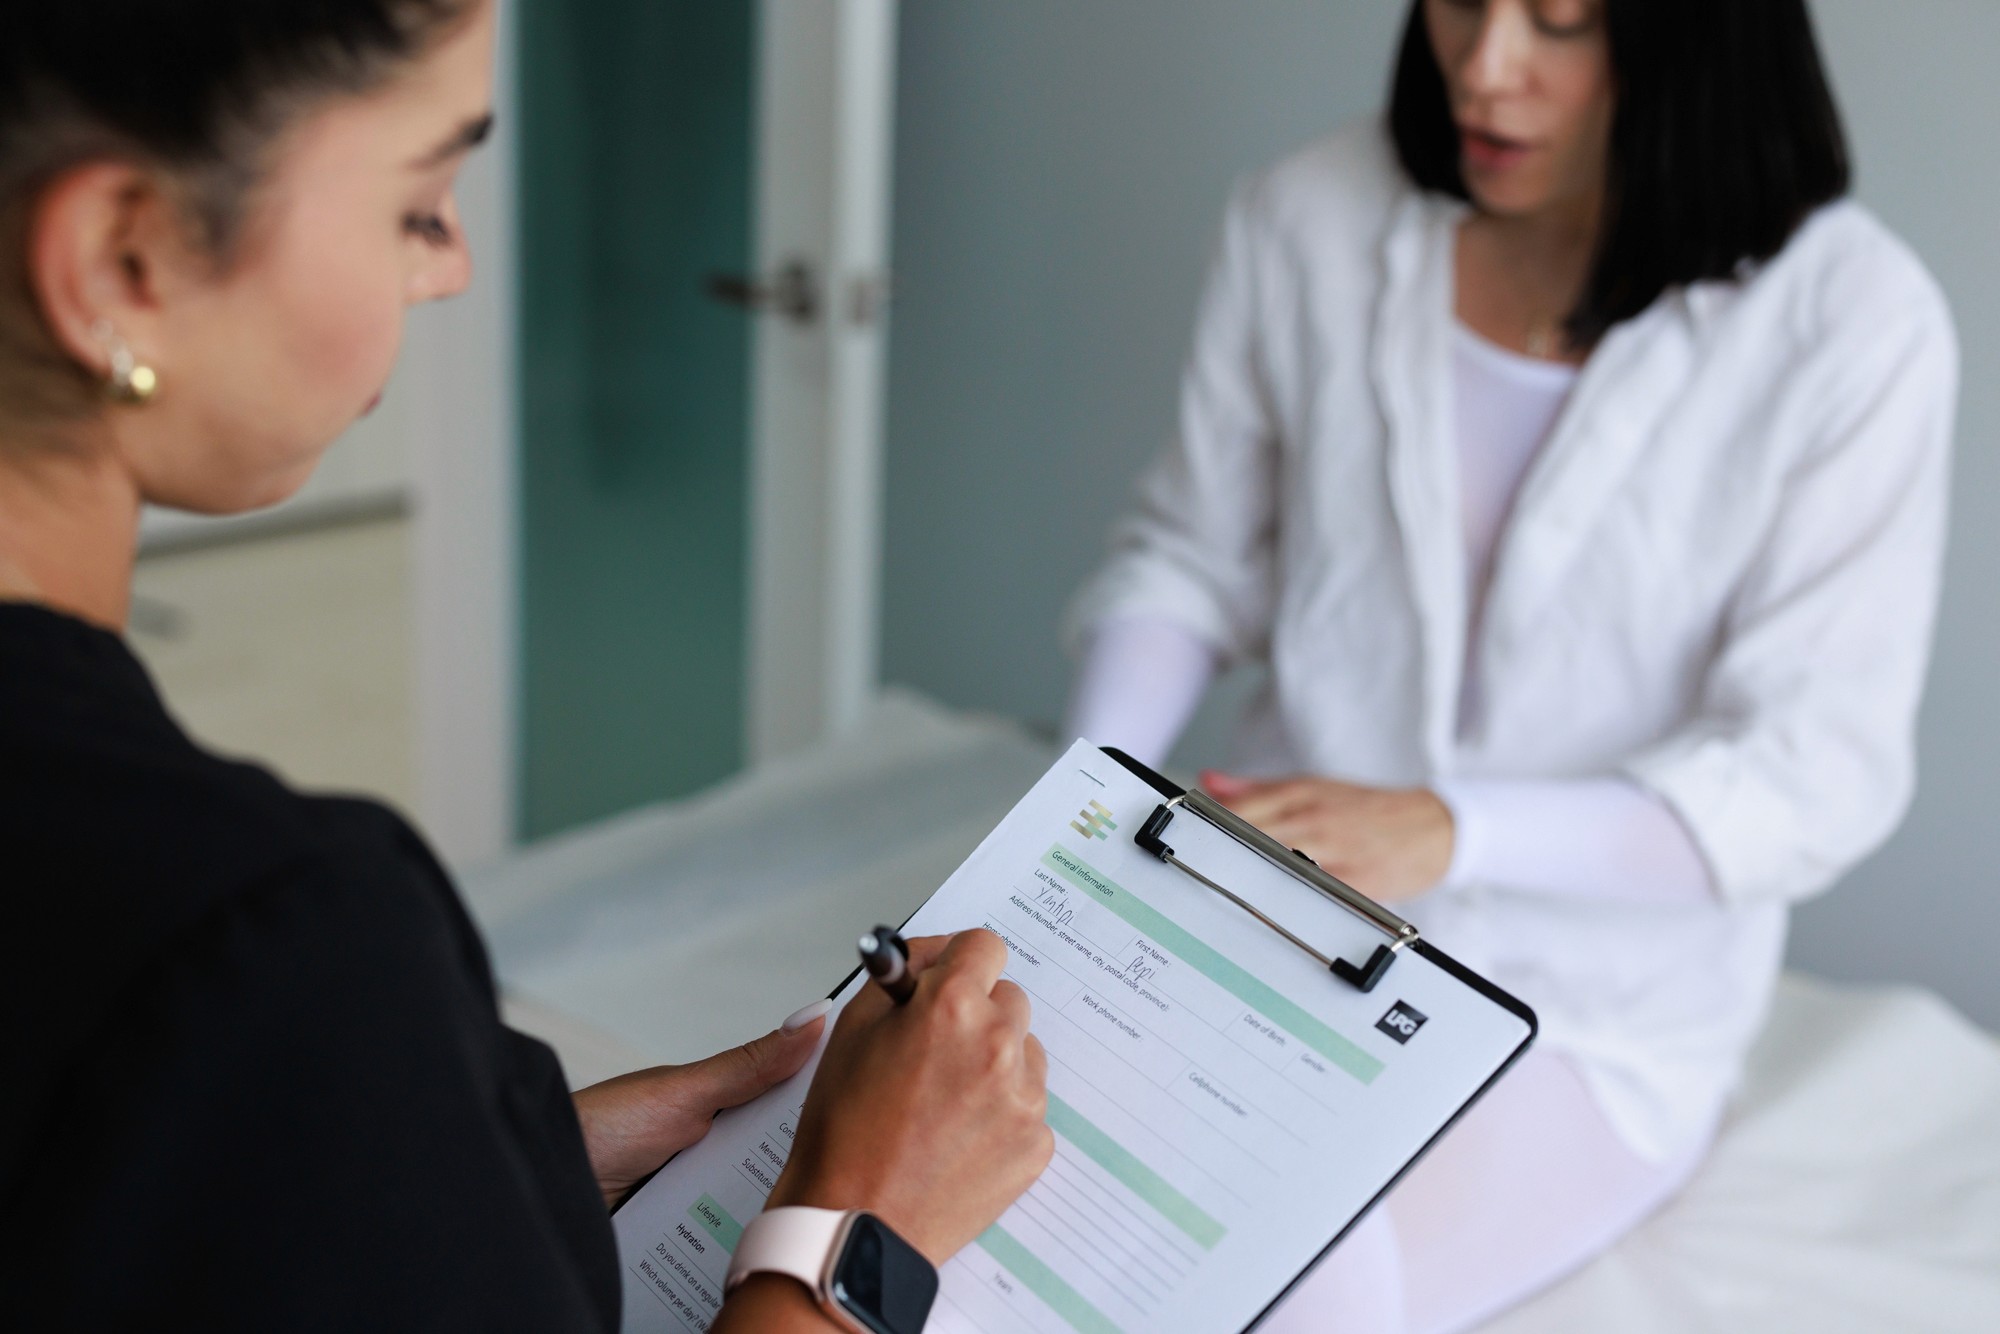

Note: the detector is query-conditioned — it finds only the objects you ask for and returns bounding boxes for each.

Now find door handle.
[703,259,819,326]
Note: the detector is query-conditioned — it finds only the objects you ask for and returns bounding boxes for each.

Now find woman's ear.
[26,162,186,387]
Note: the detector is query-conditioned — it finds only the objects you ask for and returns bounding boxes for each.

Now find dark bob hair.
[1390,0,1851,348]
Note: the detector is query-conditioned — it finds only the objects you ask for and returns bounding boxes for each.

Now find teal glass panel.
[516,1,755,839]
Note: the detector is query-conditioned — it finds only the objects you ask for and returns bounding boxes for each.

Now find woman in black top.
[0,3,1052,1329]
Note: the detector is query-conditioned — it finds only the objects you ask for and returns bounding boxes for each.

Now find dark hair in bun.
[0,0,474,418]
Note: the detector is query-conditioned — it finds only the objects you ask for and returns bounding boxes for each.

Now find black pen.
[857,925,917,1005]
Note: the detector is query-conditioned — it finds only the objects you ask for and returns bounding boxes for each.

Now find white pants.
[1259,1050,1711,1334]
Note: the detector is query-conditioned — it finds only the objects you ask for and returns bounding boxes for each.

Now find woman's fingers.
[901,932,955,975]
[781,998,833,1033]
[1233,785,1327,832]
[573,1019,826,1207]
[990,978,1033,1035]
[1200,768,1257,798]
[833,931,947,1031]
[1022,1032,1049,1094]
[925,926,1010,996]
[680,1022,823,1113]
[838,929,1009,1039]
[1204,770,1305,811]
[1201,769,1299,809]
[770,927,1050,1260]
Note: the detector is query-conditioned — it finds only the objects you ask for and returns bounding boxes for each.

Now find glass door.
[406,0,899,858]
[515,3,757,839]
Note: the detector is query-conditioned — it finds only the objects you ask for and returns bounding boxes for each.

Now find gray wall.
[880,2,2000,1026]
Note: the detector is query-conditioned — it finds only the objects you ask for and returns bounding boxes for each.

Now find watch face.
[830,1213,938,1334]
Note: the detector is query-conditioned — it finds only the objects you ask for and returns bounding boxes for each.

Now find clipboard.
[1117,749,1420,993]
[1097,747,1538,1328]
[610,741,1537,1334]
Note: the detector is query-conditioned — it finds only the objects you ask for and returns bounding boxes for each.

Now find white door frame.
[746,0,900,762]
[403,0,520,869]
[406,0,899,865]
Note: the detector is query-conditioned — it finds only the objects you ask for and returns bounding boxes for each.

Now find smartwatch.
[724,1206,938,1334]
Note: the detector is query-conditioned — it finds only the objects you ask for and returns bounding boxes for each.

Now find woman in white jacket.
[1066,1,1957,1329]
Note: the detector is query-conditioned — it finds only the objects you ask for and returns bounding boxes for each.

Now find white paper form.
[613,742,1533,1333]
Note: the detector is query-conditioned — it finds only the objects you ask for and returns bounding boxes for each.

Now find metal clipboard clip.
[1135,789,1421,994]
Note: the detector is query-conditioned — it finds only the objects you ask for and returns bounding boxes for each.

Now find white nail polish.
[781,998,833,1033]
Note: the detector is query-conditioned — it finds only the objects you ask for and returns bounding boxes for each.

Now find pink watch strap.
[724,1206,853,1297]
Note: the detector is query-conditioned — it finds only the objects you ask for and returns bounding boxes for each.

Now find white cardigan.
[1068,123,1958,1160]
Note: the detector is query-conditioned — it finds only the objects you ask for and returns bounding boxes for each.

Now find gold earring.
[93,319,158,405]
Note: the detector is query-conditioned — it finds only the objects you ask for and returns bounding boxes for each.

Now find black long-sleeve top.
[0,602,620,1330]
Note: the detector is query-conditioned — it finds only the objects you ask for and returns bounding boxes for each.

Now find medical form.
[612,741,1535,1333]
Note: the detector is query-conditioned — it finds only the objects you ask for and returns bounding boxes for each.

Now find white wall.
[1786,0,2000,1027]
[880,1,2000,1025]
[403,0,520,869]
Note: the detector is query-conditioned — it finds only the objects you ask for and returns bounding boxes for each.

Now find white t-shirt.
[1450,321,1578,733]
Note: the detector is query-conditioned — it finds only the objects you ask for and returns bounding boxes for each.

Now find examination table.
[463,693,2000,1333]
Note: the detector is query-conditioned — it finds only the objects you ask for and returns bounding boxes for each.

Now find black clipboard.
[1098,747,1537,1329]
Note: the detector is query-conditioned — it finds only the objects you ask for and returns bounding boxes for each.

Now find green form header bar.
[1043,844,1384,1084]
[1046,1094,1225,1250]
[689,1194,744,1251]
[979,1223,1124,1334]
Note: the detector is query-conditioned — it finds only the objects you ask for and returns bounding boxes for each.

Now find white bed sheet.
[464,692,2000,1331]
[1485,974,2000,1332]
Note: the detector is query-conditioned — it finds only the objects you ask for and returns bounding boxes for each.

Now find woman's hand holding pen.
[768,929,1054,1263]
[1203,770,1455,902]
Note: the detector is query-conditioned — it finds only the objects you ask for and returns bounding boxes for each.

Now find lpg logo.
[1376,1001,1427,1045]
